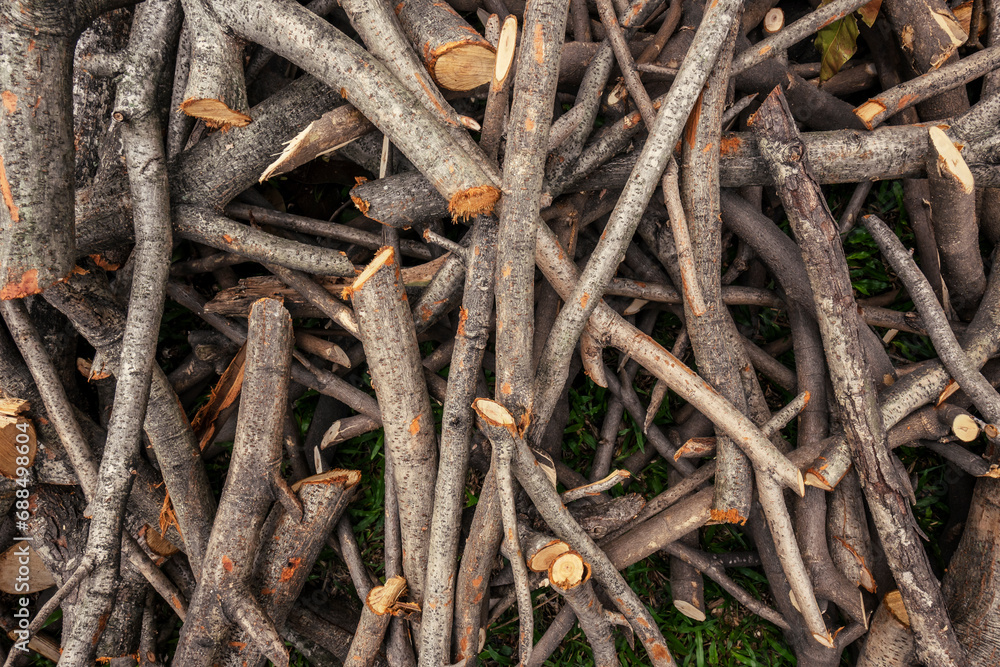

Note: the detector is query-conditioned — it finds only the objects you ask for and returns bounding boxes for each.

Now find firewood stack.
[2,0,1000,664]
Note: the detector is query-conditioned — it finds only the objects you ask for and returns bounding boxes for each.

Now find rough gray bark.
[531,0,745,442]
[494,0,570,426]
[220,469,362,667]
[419,217,498,666]
[0,0,78,298]
[173,298,300,667]
[751,86,967,667]
[60,3,183,661]
[349,247,438,604]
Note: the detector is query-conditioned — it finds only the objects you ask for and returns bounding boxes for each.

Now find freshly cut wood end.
[448,185,500,220]
[884,590,910,628]
[929,126,974,193]
[533,447,558,489]
[0,416,35,478]
[142,524,179,558]
[473,398,515,426]
[763,8,784,34]
[812,632,835,648]
[0,544,56,593]
[319,420,342,450]
[548,551,589,590]
[346,246,395,298]
[0,397,29,416]
[527,540,570,572]
[929,11,968,69]
[261,120,318,182]
[367,575,408,615]
[291,468,362,493]
[493,16,517,87]
[804,469,834,491]
[855,99,886,129]
[180,98,252,129]
[951,413,979,442]
[623,298,647,316]
[709,508,748,525]
[432,42,496,91]
[859,566,877,593]
[675,437,716,460]
[937,380,960,405]
[673,600,707,621]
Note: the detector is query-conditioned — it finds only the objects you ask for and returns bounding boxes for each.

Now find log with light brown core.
[548,551,589,590]
[526,538,571,573]
[763,8,785,34]
[0,397,35,478]
[937,404,980,441]
[368,576,409,616]
[493,16,517,92]
[857,591,914,666]
[0,544,55,594]
[395,0,496,90]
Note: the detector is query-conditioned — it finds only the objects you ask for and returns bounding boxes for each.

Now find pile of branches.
[2,0,1000,664]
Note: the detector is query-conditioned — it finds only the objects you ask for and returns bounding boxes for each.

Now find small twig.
[662,160,708,316]
[422,228,469,261]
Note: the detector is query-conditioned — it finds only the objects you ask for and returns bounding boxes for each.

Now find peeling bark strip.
[174,298,301,667]
[203,0,498,219]
[179,0,251,129]
[750,86,967,667]
[349,247,437,604]
[494,0,571,425]
[0,0,77,298]
[394,0,495,91]
[220,469,362,667]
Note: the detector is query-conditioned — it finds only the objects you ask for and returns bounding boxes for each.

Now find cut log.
[856,591,915,666]
[395,0,496,90]
[179,0,252,129]
[349,247,438,604]
[927,126,985,318]
[763,8,784,34]
[173,298,300,667]
[0,410,35,479]
[0,543,56,593]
